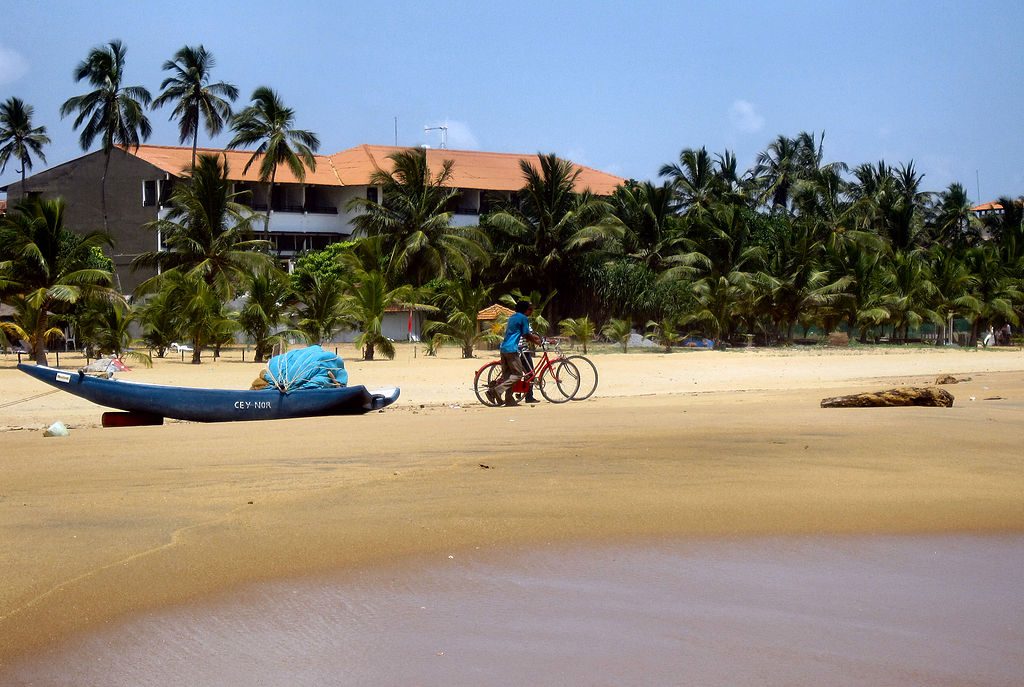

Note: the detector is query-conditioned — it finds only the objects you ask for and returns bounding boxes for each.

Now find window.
[366,187,379,203]
[158,179,175,205]
[143,180,157,207]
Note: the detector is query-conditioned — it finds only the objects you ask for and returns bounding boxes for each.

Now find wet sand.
[1,345,1023,675]
[6,535,1023,686]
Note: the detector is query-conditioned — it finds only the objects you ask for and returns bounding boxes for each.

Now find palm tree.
[488,153,613,318]
[227,86,320,235]
[157,270,233,364]
[74,297,152,366]
[646,317,682,352]
[0,197,118,364]
[153,45,239,169]
[981,196,1024,265]
[602,317,632,353]
[608,180,685,272]
[961,245,1022,344]
[558,316,595,354]
[343,269,418,361]
[346,147,490,286]
[659,147,720,215]
[423,280,495,358]
[132,153,273,298]
[238,266,295,362]
[60,39,152,233]
[930,182,978,249]
[0,97,50,193]
[293,271,351,347]
[881,249,939,341]
[134,287,181,357]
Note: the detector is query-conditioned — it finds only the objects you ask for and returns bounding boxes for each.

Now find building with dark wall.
[3,144,625,294]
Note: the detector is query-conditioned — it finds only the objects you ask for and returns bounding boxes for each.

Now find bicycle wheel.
[473,362,503,407]
[563,355,598,400]
[539,360,580,403]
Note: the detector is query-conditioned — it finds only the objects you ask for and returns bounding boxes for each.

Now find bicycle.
[559,351,598,401]
[473,338,580,406]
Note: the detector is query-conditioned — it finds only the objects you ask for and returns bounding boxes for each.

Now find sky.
[2,0,1022,201]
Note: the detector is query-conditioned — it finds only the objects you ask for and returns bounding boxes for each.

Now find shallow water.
[6,535,1024,686]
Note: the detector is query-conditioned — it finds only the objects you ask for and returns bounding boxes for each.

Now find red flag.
[407,309,413,333]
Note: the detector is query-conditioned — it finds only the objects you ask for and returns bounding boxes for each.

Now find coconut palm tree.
[346,147,490,286]
[608,180,685,272]
[156,269,232,363]
[558,315,596,354]
[646,317,682,352]
[602,317,632,353]
[961,245,1022,344]
[227,87,320,235]
[238,266,295,362]
[930,182,978,249]
[659,147,720,215]
[153,45,239,169]
[881,249,940,341]
[74,297,152,366]
[488,153,613,318]
[134,287,181,357]
[132,153,273,298]
[293,271,351,347]
[423,280,496,358]
[981,196,1024,265]
[0,97,50,193]
[60,39,152,233]
[0,197,118,364]
[342,269,419,361]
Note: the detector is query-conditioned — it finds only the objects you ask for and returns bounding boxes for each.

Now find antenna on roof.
[424,125,448,149]
[394,116,398,146]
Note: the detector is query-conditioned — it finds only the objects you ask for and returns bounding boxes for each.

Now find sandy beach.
[1,344,1023,674]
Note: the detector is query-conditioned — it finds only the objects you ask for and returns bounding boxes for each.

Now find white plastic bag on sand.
[44,421,69,437]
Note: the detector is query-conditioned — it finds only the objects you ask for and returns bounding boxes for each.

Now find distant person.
[489,300,542,407]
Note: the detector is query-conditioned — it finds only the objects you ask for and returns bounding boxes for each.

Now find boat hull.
[18,364,400,423]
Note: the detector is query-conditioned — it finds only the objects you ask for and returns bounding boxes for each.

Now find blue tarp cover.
[262,345,348,391]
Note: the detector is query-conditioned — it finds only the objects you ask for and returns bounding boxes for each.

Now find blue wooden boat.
[18,363,400,423]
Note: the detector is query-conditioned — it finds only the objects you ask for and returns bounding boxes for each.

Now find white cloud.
[0,45,28,85]
[728,100,764,134]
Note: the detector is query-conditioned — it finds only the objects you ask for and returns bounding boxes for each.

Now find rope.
[0,389,60,409]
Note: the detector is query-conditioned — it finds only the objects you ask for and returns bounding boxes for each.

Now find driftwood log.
[821,386,955,408]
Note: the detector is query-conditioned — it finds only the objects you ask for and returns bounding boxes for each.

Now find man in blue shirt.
[490,300,542,406]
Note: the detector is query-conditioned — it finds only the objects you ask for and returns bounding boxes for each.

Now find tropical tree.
[961,245,1022,344]
[929,182,978,249]
[608,180,684,271]
[423,280,495,358]
[0,97,50,192]
[981,196,1024,265]
[238,266,295,362]
[293,271,351,347]
[880,249,939,342]
[153,45,239,168]
[60,39,152,232]
[132,153,273,297]
[602,317,632,353]
[74,297,152,366]
[659,146,720,215]
[342,269,418,361]
[488,153,614,318]
[134,287,181,357]
[558,316,596,354]
[227,86,320,235]
[646,317,682,352]
[156,269,233,363]
[0,197,118,363]
[346,147,490,286]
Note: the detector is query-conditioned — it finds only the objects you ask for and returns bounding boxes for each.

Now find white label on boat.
[56,373,71,384]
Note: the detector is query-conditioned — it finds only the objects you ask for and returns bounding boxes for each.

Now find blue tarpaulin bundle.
[261,345,348,391]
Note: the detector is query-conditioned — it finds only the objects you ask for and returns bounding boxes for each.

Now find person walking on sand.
[489,300,542,407]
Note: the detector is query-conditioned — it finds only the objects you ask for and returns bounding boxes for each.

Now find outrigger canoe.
[18,363,400,423]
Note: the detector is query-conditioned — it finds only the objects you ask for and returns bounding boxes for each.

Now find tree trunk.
[462,343,473,358]
[33,315,48,366]
[191,338,201,364]
[363,342,375,361]
[191,130,198,170]
[101,151,111,234]
[264,167,277,238]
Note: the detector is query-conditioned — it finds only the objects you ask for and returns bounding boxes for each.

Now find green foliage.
[423,280,495,358]
[602,317,632,353]
[0,97,50,188]
[646,317,683,352]
[558,316,595,354]
[290,240,356,289]
[238,267,295,362]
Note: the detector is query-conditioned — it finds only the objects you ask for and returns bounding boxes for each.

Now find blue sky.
[2,0,1022,201]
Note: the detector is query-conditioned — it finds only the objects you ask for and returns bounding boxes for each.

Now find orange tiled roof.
[122,145,342,186]
[122,144,624,194]
[477,303,514,320]
[972,201,1003,212]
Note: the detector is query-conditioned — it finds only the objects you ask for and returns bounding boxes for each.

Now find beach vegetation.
[602,317,632,353]
[60,40,152,233]
[423,280,498,358]
[227,86,320,235]
[0,96,51,194]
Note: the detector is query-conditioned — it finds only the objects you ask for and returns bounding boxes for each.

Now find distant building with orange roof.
[1,144,625,292]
